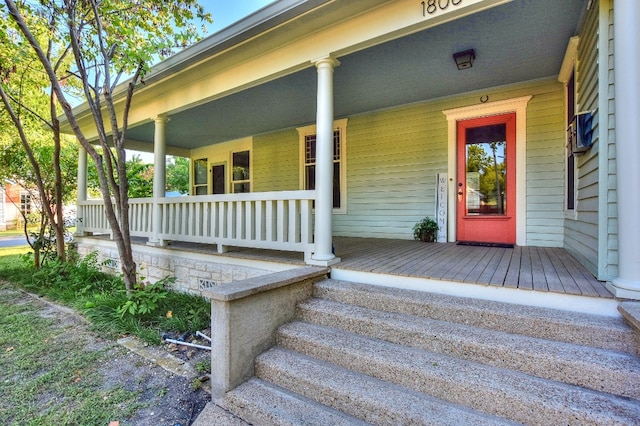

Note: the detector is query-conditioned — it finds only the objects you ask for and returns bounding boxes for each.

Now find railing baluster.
[219,202,227,239]
[288,199,299,243]
[301,199,311,245]
[211,201,218,239]
[236,201,245,240]
[265,201,274,242]
[256,201,264,242]
[246,201,255,241]
[276,200,285,243]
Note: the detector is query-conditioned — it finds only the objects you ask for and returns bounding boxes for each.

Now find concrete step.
[314,279,637,354]
[296,297,640,399]
[220,378,368,426]
[255,347,518,426]
[276,321,640,425]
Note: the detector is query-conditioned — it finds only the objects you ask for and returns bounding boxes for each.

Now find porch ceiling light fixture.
[453,49,475,70]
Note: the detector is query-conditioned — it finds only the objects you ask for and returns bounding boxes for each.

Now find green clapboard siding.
[564,1,603,277]
[253,129,299,192]
[333,103,446,239]
[524,82,565,247]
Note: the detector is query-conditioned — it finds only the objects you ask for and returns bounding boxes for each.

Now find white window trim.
[297,118,348,214]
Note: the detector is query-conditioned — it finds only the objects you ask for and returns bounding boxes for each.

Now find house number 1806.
[421,0,462,16]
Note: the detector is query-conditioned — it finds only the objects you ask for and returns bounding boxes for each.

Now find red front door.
[456,113,516,245]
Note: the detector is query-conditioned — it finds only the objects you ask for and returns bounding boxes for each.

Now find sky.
[203,0,276,34]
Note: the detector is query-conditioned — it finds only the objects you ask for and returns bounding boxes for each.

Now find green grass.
[0,284,142,425]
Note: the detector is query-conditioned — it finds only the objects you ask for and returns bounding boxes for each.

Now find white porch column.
[310,57,340,266]
[75,146,88,236]
[148,116,167,246]
[611,0,640,299]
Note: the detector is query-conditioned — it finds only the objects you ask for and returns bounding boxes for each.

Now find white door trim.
[443,95,533,245]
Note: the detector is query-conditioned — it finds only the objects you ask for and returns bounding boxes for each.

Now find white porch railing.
[77,190,316,258]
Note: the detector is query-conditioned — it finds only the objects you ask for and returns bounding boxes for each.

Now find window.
[560,36,579,216]
[193,158,208,195]
[231,150,250,193]
[566,71,576,211]
[20,192,31,215]
[298,118,347,213]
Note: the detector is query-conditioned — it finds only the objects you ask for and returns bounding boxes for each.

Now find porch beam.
[122,137,190,158]
[310,57,340,266]
[148,115,168,247]
[610,0,640,299]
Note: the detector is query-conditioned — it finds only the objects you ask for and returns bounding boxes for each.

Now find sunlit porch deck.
[161,236,613,299]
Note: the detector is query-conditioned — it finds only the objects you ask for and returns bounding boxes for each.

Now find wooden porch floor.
[330,237,613,299]
[164,236,613,299]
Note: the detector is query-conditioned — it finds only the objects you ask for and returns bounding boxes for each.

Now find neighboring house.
[66,0,639,301]
[0,183,32,231]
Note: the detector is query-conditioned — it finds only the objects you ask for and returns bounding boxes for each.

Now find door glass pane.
[465,124,506,215]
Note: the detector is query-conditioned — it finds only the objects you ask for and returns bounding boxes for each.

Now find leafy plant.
[413,217,439,242]
[117,281,169,318]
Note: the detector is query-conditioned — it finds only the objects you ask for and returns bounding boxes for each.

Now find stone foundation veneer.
[75,237,295,295]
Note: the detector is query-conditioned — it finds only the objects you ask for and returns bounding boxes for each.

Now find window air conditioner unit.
[567,111,594,154]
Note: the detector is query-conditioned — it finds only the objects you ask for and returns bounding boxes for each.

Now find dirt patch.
[97,347,209,425]
[1,285,210,425]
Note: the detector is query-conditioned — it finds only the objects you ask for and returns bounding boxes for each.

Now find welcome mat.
[456,241,514,249]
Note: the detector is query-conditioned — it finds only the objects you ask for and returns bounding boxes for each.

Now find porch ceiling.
[125,0,586,151]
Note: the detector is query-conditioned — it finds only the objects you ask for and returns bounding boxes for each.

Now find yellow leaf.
[166,310,173,318]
